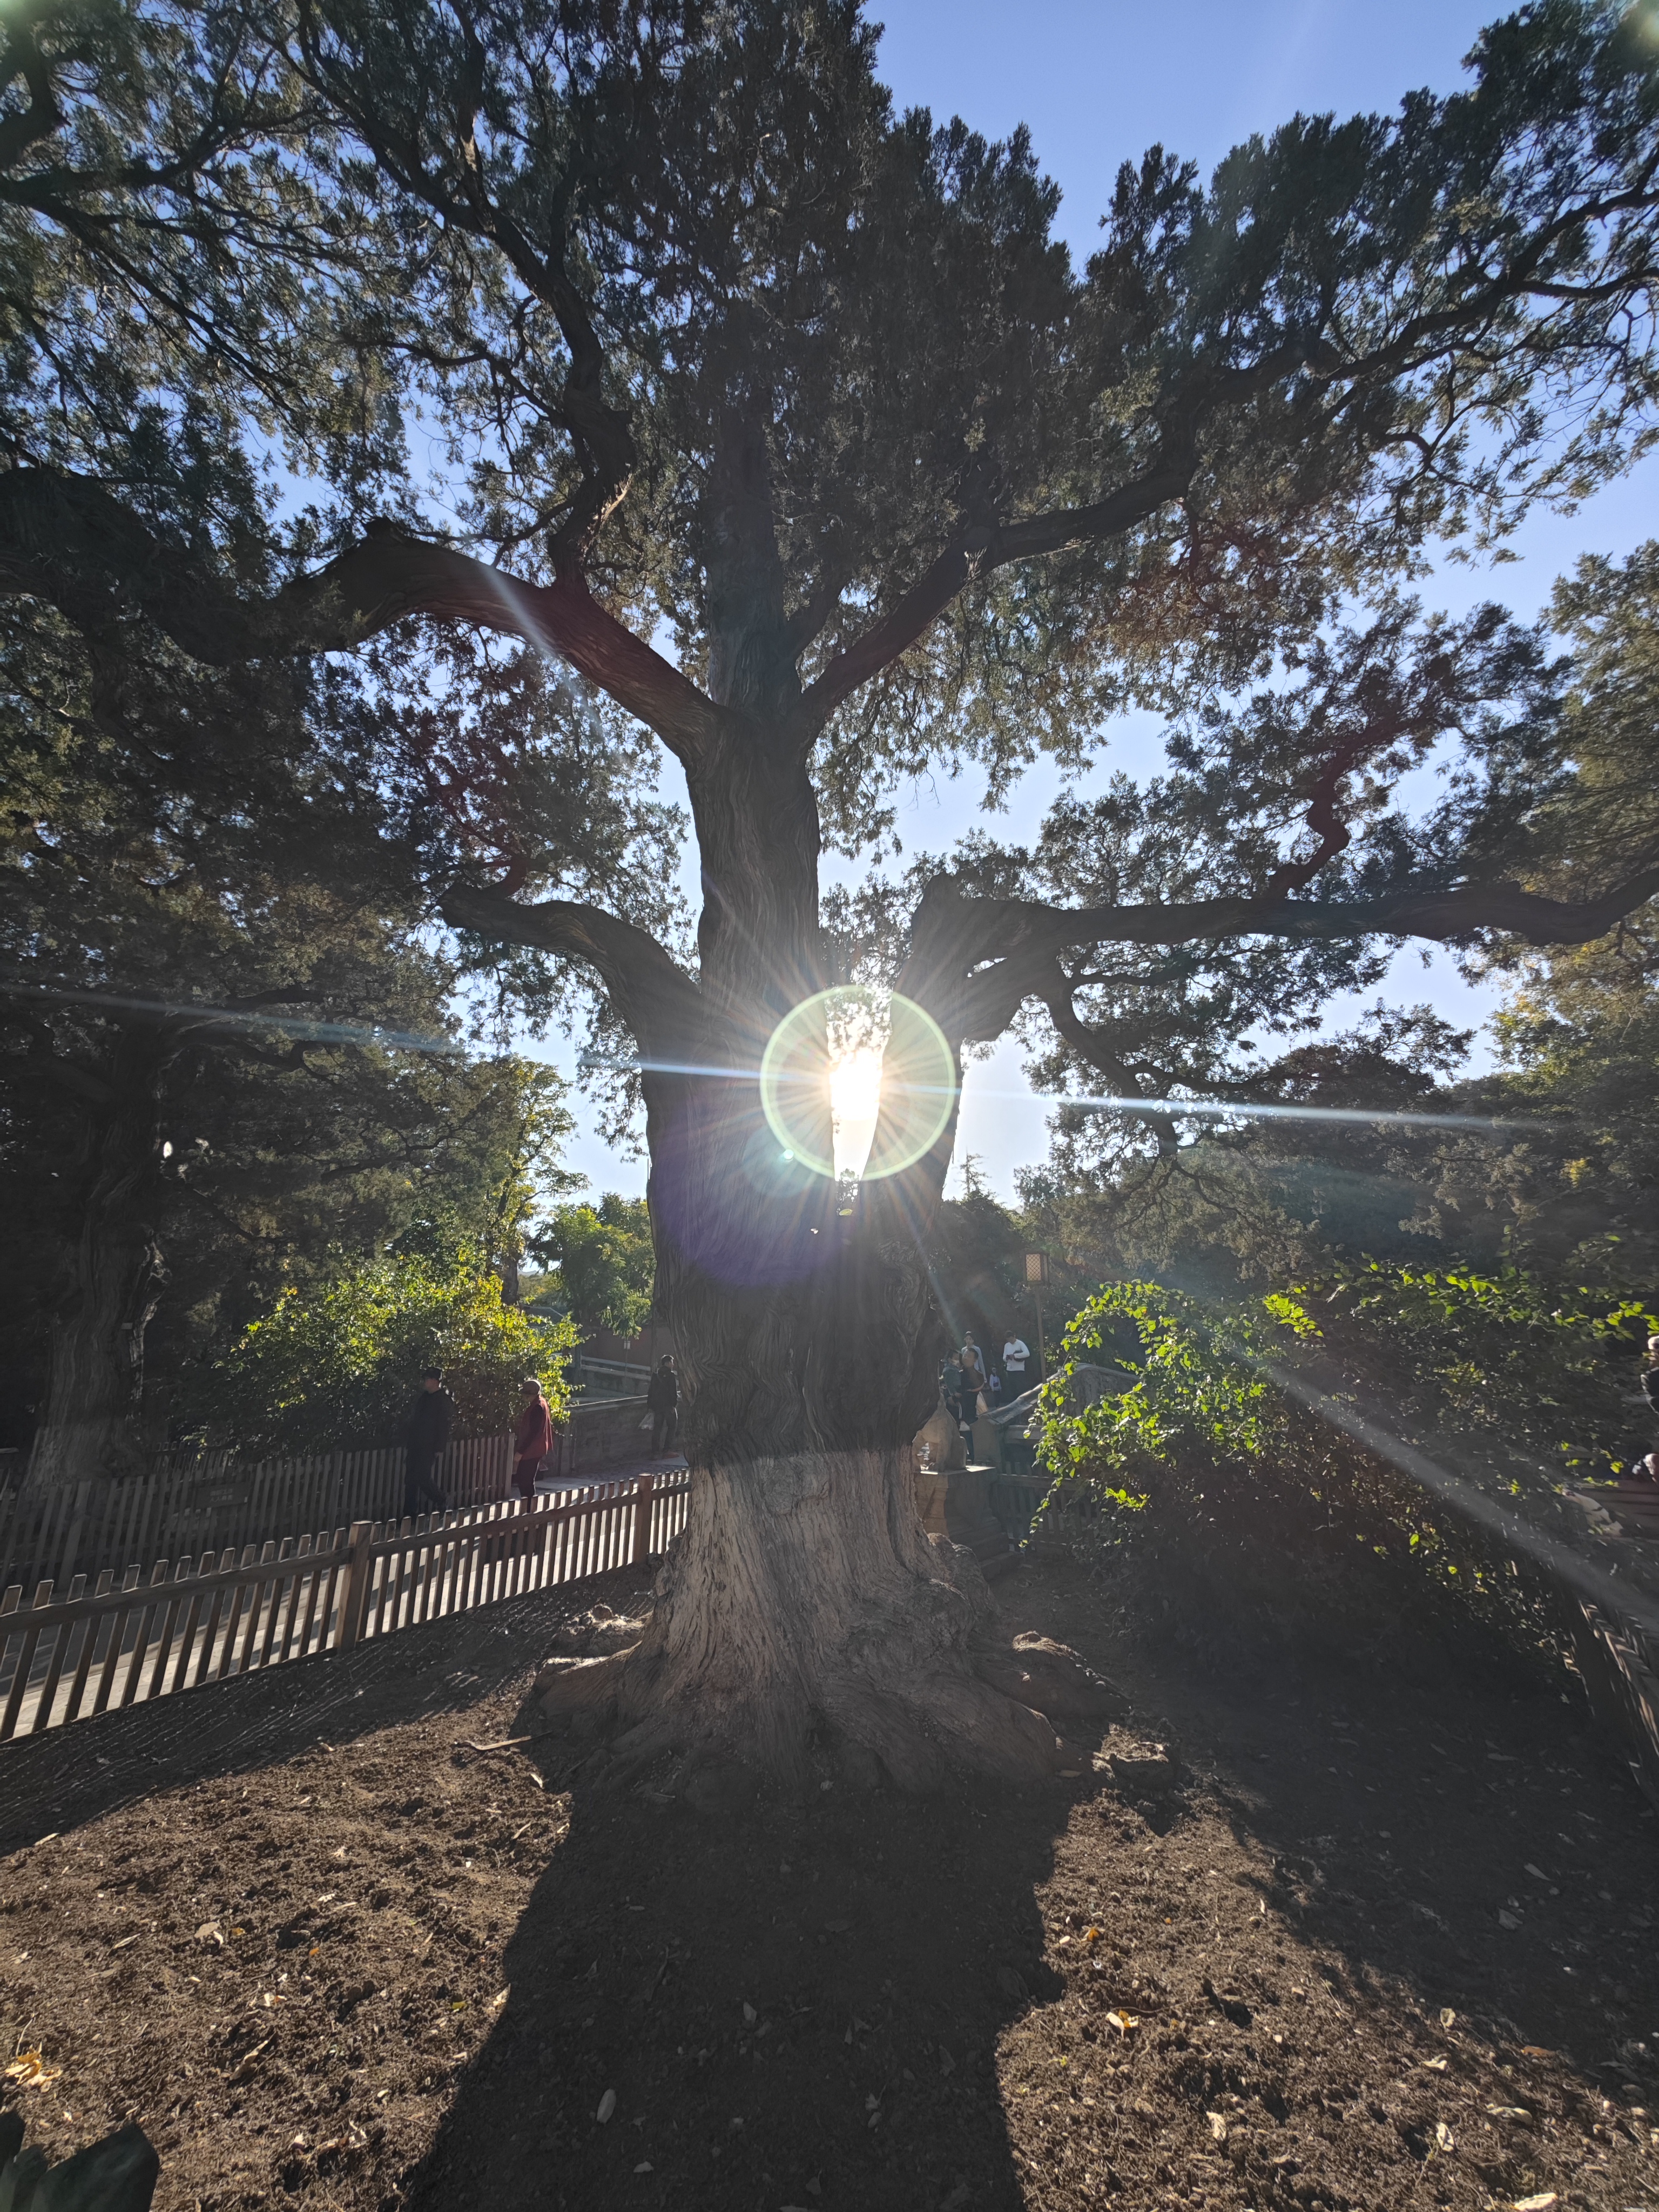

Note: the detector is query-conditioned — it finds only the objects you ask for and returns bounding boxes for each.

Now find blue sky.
[539,0,1659,1203]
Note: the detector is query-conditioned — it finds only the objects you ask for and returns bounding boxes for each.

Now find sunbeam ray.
[2,980,462,1055]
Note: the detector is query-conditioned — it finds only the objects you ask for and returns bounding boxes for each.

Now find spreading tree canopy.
[5,0,1659,1780]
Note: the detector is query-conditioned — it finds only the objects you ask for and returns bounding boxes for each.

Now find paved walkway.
[534,1452,687,1496]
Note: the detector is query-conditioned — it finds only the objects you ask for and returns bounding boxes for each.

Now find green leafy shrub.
[189,1253,578,1456]
[1321,1265,1653,1469]
[1034,1267,1653,1669]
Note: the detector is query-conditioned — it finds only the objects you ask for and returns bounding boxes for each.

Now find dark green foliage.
[184,1250,577,1455]
[1013,534,1659,1307]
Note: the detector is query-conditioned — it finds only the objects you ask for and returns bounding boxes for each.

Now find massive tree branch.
[0,470,727,765]
[800,454,1195,726]
[903,862,1659,1038]
[437,886,703,1061]
[1035,962,1180,1157]
[1028,867,1659,953]
[800,157,1659,725]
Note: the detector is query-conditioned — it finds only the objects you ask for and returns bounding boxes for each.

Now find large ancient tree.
[4,0,1659,1781]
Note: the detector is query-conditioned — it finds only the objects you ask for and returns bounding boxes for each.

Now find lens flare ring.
[759,987,956,1182]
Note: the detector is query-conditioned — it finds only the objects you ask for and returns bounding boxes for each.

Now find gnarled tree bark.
[24,1023,177,1489]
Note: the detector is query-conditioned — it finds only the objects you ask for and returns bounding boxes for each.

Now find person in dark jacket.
[512,1375,554,1500]
[647,1354,679,1456]
[405,1367,454,1519]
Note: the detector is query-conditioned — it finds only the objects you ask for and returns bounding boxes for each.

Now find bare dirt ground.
[2,1551,1656,2212]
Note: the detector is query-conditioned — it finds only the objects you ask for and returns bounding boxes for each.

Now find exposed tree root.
[523,1452,1128,1799]
[973,1633,1128,1728]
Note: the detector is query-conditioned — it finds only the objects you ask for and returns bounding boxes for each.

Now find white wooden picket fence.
[0,1469,691,1747]
[0,1434,514,1600]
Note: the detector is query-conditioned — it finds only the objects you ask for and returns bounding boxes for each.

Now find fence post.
[336,1521,375,1649]
[630,1473,655,1567]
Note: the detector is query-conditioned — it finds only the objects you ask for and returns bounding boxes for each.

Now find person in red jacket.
[512,1376,554,1500]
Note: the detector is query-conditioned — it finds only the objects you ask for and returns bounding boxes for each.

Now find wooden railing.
[0,1434,514,1600]
[0,1469,691,1748]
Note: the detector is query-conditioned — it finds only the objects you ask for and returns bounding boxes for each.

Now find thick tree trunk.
[542,1449,1064,1789]
[536,594,1110,1785]
[29,1032,171,1489]
[537,764,1090,1783]
[29,1222,161,1488]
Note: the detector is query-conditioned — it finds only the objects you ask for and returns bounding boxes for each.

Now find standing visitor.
[512,1375,554,1500]
[404,1367,454,1519]
[648,1353,680,1456]
[1643,1336,1659,1421]
[938,1350,962,1428]
[956,1344,986,1426]
[1003,1331,1031,1391]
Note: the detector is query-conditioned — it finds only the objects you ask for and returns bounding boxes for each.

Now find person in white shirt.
[1003,1334,1030,1387]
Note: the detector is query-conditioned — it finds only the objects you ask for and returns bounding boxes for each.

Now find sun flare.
[828,1044,884,1179]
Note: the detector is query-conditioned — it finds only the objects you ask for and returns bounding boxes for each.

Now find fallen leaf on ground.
[1498,1909,1521,1930]
[1105,2011,1138,2036]
[4,2052,62,2091]
[1207,2112,1228,2141]
[596,2088,617,2123]
[1513,2196,1557,2210]
[194,1921,225,1946]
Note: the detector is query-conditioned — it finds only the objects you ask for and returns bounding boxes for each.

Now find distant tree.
[531,1193,657,1343]
[0,567,598,1481]
[0,6,676,1478]
[1017,541,1659,1294]
[4,0,1659,1779]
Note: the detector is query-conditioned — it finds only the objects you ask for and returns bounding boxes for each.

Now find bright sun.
[828,1045,884,1179]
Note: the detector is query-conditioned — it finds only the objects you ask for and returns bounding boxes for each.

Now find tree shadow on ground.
[396,1553,1659,2212]
[0,1569,649,1854]
[963,1553,1659,2212]
[1120,1588,1659,2071]
[399,1752,1073,2212]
